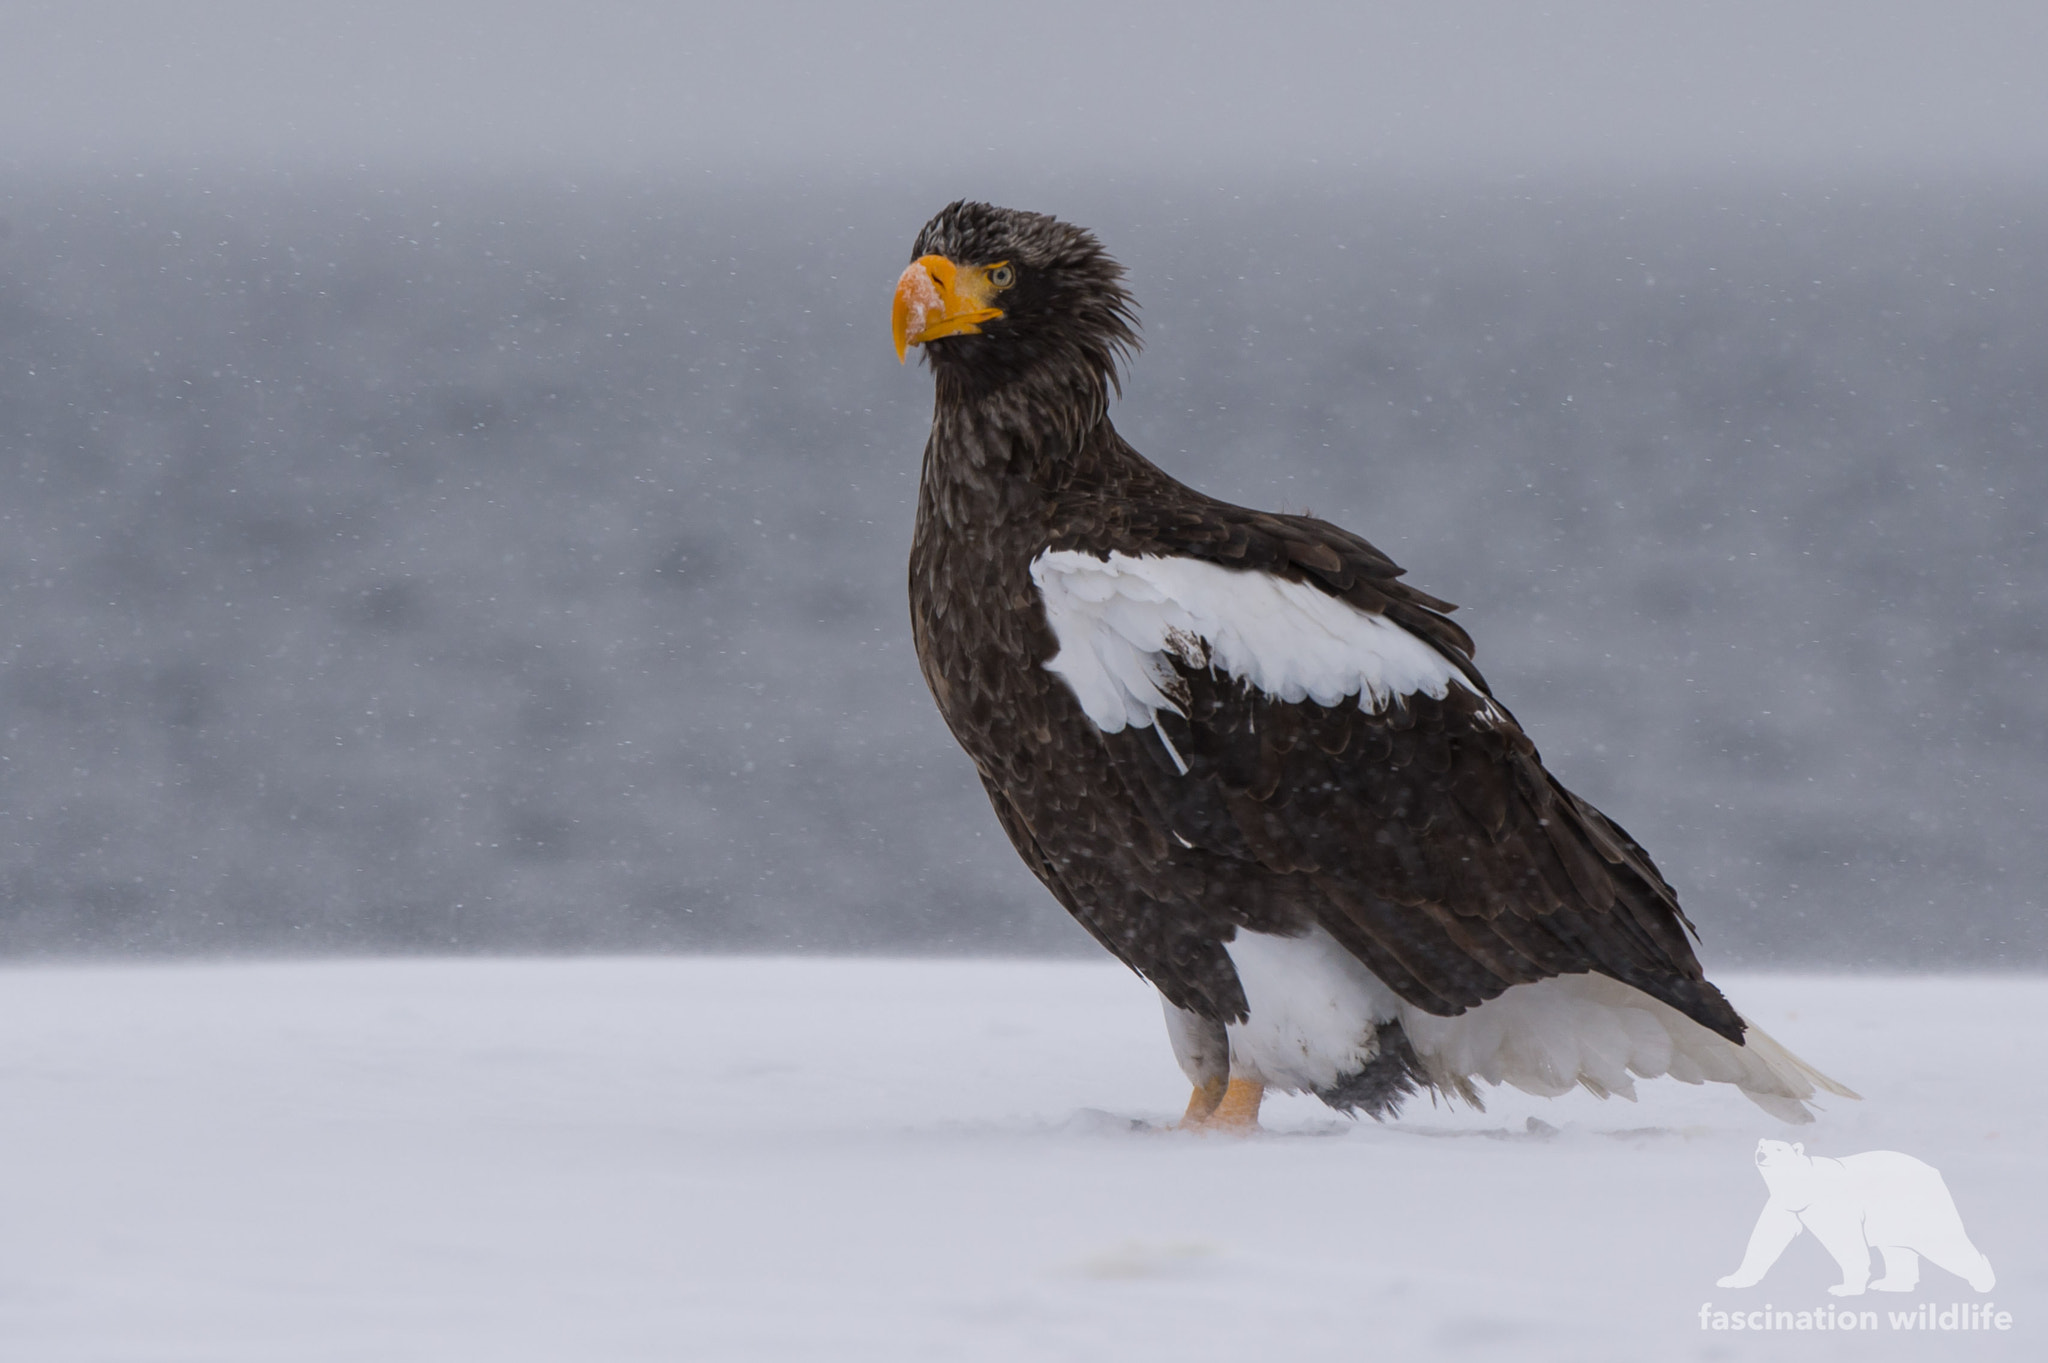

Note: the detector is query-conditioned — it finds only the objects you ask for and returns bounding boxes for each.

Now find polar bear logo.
[1717,1139,1995,1296]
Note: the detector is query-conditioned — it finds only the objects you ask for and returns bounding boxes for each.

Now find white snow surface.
[1,957,2039,1361]
[1030,550,1471,734]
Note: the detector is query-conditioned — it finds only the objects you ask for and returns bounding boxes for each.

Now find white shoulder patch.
[1029,549,1473,735]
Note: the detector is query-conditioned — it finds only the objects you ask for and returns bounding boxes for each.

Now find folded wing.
[1030,545,1748,1043]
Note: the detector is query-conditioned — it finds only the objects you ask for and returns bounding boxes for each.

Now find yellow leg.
[1209,1077,1265,1130]
[1179,1077,1263,1132]
[1179,1077,1226,1126]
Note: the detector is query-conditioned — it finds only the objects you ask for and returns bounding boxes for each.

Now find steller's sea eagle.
[891,201,1854,1130]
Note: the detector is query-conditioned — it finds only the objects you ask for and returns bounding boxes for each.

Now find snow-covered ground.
[0,958,2037,1361]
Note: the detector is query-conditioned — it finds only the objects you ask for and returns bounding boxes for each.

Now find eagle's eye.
[987,264,1016,289]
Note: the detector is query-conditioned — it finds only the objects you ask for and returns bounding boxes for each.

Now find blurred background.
[0,1,2042,967]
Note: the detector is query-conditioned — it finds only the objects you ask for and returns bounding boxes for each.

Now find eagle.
[891,201,1853,1131]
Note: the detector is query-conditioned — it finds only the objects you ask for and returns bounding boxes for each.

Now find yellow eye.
[988,263,1016,289]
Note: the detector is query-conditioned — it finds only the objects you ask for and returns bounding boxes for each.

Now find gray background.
[1,3,2042,967]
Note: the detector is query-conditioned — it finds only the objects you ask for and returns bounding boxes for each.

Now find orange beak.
[892,254,1004,361]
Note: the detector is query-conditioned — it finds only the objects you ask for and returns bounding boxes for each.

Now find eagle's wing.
[1030,523,1744,1042]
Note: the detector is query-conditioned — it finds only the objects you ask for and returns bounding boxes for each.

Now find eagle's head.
[893,202,1138,403]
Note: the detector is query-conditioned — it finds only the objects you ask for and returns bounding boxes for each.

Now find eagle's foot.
[1179,1077,1226,1126]
[1179,1077,1263,1132]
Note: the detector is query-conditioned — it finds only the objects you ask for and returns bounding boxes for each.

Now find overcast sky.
[5,1,2047,180]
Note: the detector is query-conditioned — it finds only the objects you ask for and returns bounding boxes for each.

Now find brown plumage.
[893,201,1847,1124]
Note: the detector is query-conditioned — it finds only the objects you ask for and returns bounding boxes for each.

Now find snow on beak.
[892,255,1003,361]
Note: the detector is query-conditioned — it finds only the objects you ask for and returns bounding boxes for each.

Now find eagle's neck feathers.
[929,360,1111,482]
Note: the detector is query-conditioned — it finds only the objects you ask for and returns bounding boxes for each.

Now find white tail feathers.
[1397,972,1859,1124]
[1732,1017,1862,1121]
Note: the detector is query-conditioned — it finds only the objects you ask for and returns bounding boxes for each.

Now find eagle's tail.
[1728,1016,1862,1123]
[1397,972,1859,1123]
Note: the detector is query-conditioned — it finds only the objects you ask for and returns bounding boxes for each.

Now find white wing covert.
[1029,549,1478,740]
